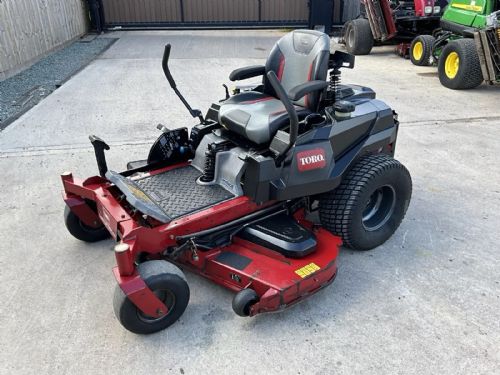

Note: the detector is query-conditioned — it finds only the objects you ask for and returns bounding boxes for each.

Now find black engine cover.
[238,213,317,258]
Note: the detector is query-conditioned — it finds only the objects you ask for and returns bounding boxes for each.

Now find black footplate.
[106,166,234,223]
[126,160,148,170]
[238,213,317,258]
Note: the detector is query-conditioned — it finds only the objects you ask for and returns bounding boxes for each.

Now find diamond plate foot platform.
[106,166,234,223]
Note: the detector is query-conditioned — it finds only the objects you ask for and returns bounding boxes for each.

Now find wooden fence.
[0,0,88,80]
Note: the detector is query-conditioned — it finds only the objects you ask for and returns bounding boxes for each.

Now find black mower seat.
[218,92,311,144]
[219,30,330,145]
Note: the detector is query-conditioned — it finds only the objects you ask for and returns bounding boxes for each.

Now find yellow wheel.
[445,52,460,79]
[412,41,423,61]
[438,39,483,90]
[410,35,435,66]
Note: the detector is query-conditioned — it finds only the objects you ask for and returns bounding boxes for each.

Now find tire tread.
[113,260,189,334]
[346,19,374,55]
[319,154,411,249]
[438,39,483,89]
[64,206,109,242]
[410,35,435,66]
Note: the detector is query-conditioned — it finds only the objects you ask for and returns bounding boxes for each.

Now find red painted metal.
[171,227,340,315]
[304,61,314,108]
[296,148,327,172]
[395,42,411,58]
[414,0,436,17]
[61,161,341,318]
[139,162,190,177]
[241,97,274,105]
[380,0,397,40]
[171,207,340,313]
[363,0,439,44]
[277,54,285,81]
[63,192,102,228]
[115,243,135,276]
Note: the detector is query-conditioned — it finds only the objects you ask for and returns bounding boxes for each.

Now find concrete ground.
[0,37,116,129]
[0,30,499,375]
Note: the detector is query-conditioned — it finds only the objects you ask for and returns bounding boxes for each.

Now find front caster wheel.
[232,289,259,317]
[64,206,109,242]
[319,154,412,250]
[113,260,190,334]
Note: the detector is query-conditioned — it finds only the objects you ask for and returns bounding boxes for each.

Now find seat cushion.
[218,92,310,144]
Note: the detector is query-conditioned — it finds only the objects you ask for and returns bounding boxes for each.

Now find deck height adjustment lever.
[89,135,110,177]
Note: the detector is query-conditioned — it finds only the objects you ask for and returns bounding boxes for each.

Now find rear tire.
[113,260,190,334]
[438,39,483,90]
[345,19,374,55]
[64,206,109,242]
[410,35,435,66]
[319,154,412,250]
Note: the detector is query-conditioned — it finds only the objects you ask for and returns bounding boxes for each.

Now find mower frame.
[61,167,341,318]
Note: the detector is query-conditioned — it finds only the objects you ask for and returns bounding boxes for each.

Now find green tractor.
[409,0,500,89]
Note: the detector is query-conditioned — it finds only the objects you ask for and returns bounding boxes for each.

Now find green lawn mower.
[410,0,500,89]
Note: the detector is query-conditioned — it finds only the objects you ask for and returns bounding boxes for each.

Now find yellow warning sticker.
[451,3,483,12]
[294,262,321,278]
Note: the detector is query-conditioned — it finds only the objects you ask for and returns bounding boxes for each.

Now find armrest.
[229,65,266,82]
[288,81,329,101]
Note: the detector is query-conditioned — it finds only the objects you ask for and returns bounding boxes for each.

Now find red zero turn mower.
[61,30,412,334]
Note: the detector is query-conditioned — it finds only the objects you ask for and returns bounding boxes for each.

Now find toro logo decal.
[296,148,326,172]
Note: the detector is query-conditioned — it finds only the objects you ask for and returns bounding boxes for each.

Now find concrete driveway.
[0,30,499,375]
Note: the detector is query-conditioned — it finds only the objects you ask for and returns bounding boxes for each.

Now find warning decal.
[294,263,321,278]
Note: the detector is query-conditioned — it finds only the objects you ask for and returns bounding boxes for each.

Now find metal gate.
[100,0,310,28]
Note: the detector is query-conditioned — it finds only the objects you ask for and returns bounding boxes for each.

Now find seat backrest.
[263,30,330,111]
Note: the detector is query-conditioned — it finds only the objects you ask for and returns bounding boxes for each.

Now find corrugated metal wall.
[184,0,259,22]
[101,0,182,23]
[261,0,308,22]
[0,0,88,80]
[101,0,309,27]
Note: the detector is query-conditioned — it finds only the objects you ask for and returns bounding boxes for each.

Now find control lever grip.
[162,44,176,89]
[89,135,110,177]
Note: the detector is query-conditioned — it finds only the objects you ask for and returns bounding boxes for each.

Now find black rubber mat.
[215,252,252,270]
[135,166,233,219]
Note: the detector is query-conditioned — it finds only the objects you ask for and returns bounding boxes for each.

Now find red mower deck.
[62,165,341,319]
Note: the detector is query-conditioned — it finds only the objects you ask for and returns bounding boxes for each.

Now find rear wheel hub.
[362,185,396,231]
[445,52,460,79]
[413,41,423,60]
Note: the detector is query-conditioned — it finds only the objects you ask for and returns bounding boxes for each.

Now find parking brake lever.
[89,135,110,177]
